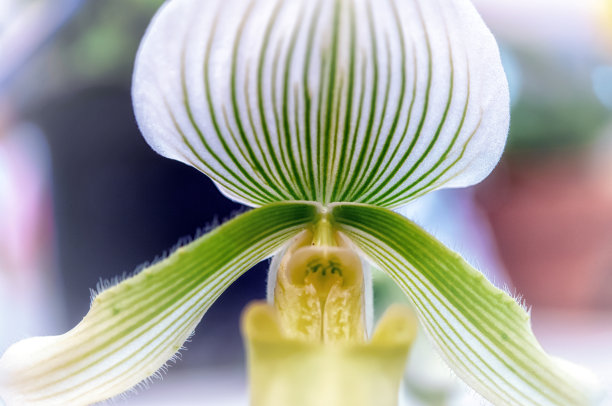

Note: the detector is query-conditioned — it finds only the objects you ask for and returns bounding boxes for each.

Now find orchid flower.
[0,0,603,405]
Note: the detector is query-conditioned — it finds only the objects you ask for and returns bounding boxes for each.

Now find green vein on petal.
[255,0,300,200]
[0,203,318,406]
[281,3,309,199]
[346,0,408,203]
[340,0,380,202]
[330,203,603,406]
[228,0,283,200]
[133,0,509,207]
[330,0,358,201]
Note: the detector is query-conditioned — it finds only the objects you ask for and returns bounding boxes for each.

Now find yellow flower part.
[243,227,417,406]
[272,228,366,343]
[243,303,415,406]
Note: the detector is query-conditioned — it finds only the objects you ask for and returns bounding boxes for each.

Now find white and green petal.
[132,0,509,208]
[329,204,604,406]
[0,203,318,405]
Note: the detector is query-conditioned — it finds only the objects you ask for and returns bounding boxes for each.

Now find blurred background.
[0,0,610,405]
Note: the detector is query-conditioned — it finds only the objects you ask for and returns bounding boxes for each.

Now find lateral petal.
[0,203,318,405]
[330,203,603,406]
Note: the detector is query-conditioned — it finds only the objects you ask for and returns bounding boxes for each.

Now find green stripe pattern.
[0,203,318,405]
[132,0,509,208]
[330,203,600,406]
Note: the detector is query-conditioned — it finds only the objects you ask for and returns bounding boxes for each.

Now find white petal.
[0,203,317,405]
[132,0,508,207]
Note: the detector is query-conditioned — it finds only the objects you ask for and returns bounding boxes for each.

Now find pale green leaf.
[0,203,318,406]
[132,0,509,208]
[330,203,603,406]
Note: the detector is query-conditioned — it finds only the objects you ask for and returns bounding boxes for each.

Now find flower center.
[274,222,366,343]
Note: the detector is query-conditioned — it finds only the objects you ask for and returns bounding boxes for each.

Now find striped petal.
[132,0,508,208]
[0,203,317,406]
[330,204,603,406]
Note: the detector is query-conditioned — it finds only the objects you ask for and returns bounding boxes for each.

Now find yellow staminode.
[242,227,417,406]
[273,229,366,343]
